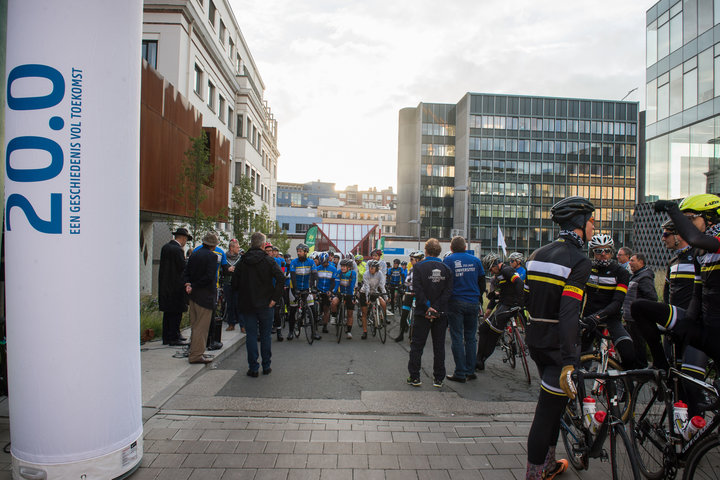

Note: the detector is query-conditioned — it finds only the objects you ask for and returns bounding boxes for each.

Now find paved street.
[129,317,614,479]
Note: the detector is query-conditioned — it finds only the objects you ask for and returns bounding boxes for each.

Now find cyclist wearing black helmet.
[524,196,595,480]
[394,251,424,342]
[287,243,320,340]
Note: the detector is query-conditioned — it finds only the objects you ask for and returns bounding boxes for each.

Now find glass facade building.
[397,94,638,256]
[644,0,720,201]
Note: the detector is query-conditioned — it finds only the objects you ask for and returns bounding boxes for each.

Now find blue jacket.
[334,269,357,295]
[443,251,486,303]
[316,263,337,292]
[388,267,405,286]
[290,258,316,291]
[412,257,453,315]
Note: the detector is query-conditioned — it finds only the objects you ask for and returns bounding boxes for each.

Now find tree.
[250,204,291,253]
[173,132,225,243]
[229,176,255,249]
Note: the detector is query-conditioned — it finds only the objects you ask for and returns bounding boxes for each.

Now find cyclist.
[266,243,287,342]
[355,254,367,285]
[400,260,408,278]
[315,253,337,334]
[331,258,357,339]
[524,196,595,480]
[370,249,387,275]
[288,243,320,341]
[636,194,720,396]
[475,253,525,370]
[359,260,388,340]
[579,233,635,369]
[507,252,527,282]
[387,259,406,314]
[394,250,424,342]
[332,252,341,268]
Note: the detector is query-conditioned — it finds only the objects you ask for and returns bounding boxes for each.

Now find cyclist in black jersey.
[580,233,635,369]
[476,253,524,370]
[635,194,720,375]
[524,196,595,480]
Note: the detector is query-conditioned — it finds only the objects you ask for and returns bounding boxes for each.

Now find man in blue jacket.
[443,237,486,382]
[407,238,453,388]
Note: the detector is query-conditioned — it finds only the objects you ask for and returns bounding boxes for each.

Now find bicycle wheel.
[336,303,344,344]
[610,424,641,479]
[293,309,302,338]
[560,407,588,471]
[513,327,531,384]
[580,353,633,423]
[369,308,377,337]
[683,433,720,480]
[502,329,516,368]
[378,307,387,344]
[303,308,314,344]
[630,377,667,480]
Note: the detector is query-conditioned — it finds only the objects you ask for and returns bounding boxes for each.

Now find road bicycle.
[292,290,318,345]
[334,293,354,343]
[629,366,720,479]
[367,293,387,344]
[560,368,642,479]
[579,325,634,423]
[497,306,531,384]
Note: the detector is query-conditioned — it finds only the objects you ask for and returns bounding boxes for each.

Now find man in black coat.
[232,232,285,377]
[158,227,191,345]
[183,232,220,364]
[407,238,453,388]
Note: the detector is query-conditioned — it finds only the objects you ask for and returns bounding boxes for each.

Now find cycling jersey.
[489,264,524,309]
[361,270,387,295]
[583,261,628,322]
[525,233,592,367]
[404,269,414,293]
[388,267,405,286]
[356,261,367,284]
[289,258,316,291]
[663,246,701,310]
[515,265,527,282]
[334,269,357,295]
[316,262,337,292]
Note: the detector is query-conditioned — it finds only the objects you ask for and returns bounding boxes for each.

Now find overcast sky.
[231,0,648,191]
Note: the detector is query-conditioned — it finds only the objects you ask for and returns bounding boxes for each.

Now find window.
[246,118,252,139]
[194,64,203,97]
[219,20,226,44]
[218,95,225,121]
[207,81,216,110]
[670,65,683,115]
[236,114,243,137]
[684,66,698,109]
[228,107,233,130]
[699,47,714,103]
[236,54,242,74]
[234,161,243,185]
[229,38,235,59]
[141,40,158,69]
[208,1,216,27]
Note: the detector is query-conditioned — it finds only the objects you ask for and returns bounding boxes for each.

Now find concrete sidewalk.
[141,326,247,419]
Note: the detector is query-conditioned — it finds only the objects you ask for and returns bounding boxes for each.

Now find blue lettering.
[6,136,63,182]
[7,64,65,110]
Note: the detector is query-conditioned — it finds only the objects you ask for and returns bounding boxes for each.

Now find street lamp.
[408,219,421,250]
[621,87,638,101]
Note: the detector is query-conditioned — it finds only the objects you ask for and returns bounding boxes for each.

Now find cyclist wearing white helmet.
[507,252,526,282]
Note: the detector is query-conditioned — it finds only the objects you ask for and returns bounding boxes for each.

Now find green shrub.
[140,294,189,341]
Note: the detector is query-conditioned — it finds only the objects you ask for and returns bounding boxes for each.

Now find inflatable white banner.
[4,1,143,478]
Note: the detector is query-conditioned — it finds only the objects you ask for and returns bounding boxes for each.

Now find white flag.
[497,225,507,256]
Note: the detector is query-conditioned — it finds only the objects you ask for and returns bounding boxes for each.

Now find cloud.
[232,0,648,190]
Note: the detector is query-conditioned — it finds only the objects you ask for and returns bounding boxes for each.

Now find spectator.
[183,232,220,364]
[224,239,242,332]
[617,247,633,273]
[623,253,657,368]
[158,227,191,346]
[232,232,285,377]
[443,236,485,383]
[407,238,453,388]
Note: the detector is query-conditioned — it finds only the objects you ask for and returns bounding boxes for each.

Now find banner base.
[12,435,143,480]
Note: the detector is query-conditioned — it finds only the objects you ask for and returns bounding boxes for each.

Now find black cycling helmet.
[550,196,595,231]
[482,253,500,271]
[339,258,354,268]
[371,248,382,257]
[393,259,400,264]
[296,243,309,252]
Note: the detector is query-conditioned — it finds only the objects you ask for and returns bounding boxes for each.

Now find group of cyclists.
[260,243,422,341]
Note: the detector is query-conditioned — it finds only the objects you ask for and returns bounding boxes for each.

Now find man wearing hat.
[159,227,192,346]
[182,232,221,364]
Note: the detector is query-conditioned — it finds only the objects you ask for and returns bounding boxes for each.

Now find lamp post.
[621,87,638,101]
[408,219,421,250]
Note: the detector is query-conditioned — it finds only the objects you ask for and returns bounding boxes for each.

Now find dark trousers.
[242,307,274,372]
[162,311,183,344]
[408,314,447,381]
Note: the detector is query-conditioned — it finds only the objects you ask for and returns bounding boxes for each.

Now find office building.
[277,181,337,207]
[397,94,638,255]
[644,0,720,202]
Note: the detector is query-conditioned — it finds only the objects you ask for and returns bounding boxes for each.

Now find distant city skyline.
[232,0,647,190]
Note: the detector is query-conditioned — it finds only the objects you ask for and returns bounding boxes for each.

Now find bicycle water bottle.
[673,401,688,435]
[590,411,606,435]
[582,397,596,428]
[683,416,706,441]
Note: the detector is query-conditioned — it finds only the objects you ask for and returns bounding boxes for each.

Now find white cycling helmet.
[588,234,614,251]
[507,252,524,263]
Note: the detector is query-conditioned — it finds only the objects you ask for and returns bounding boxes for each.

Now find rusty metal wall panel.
[139,62,228,220]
